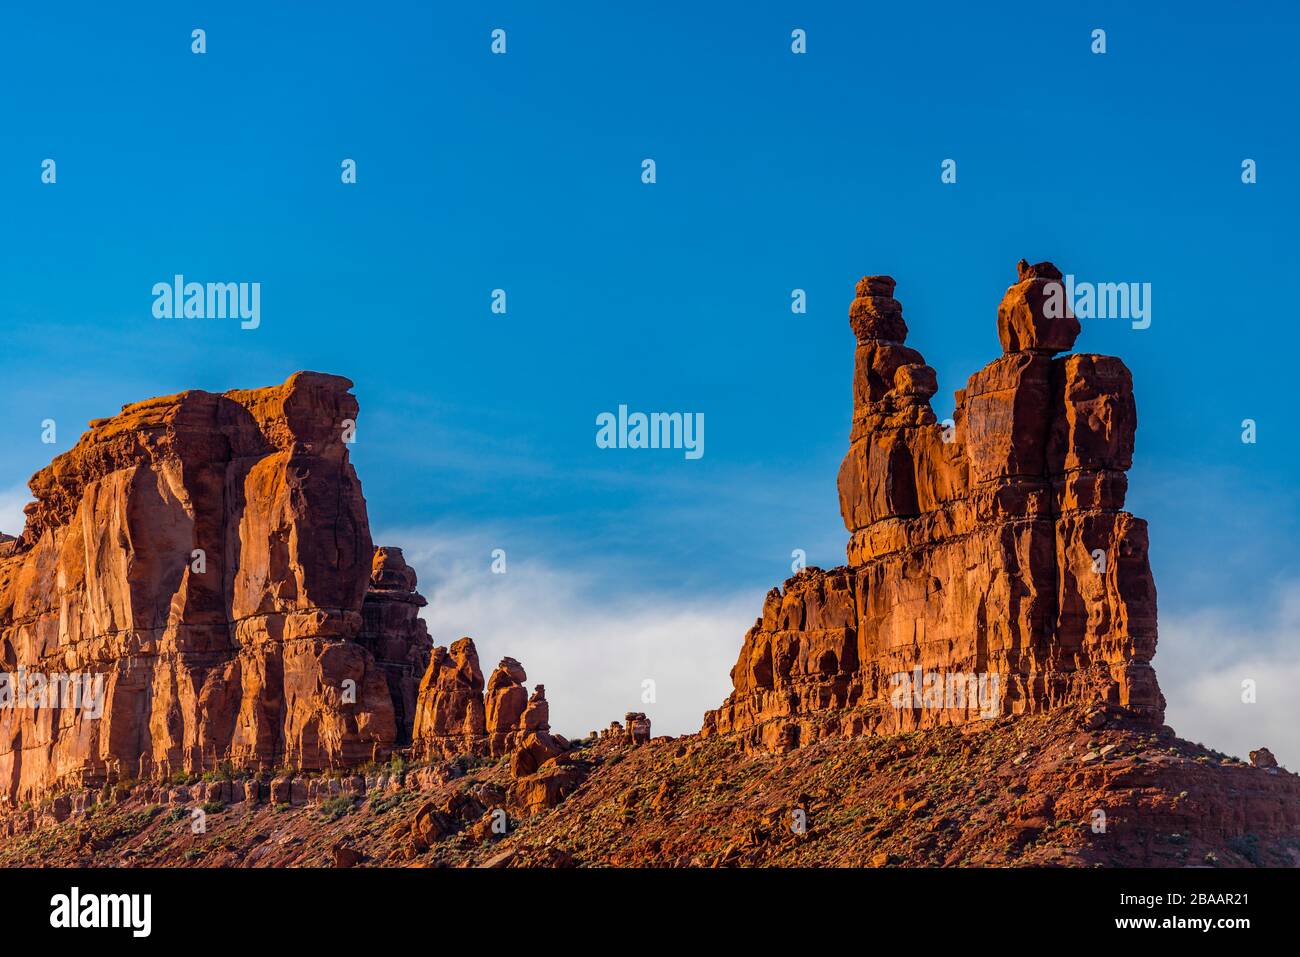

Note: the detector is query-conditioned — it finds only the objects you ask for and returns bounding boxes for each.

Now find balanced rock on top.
[997,258,1080,355]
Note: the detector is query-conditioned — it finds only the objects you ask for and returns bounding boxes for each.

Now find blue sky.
[1,2,1297,751]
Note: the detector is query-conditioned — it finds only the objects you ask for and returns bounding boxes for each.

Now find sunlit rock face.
[0,372,433,804]
[703,262,1161,752]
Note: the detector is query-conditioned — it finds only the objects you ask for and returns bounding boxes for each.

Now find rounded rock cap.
[855,275,897,298]
[849,274,907,342]
[999,259,1079,354]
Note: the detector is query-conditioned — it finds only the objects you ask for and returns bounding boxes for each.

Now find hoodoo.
[1,267,1298,869]
[703,262,1161,750]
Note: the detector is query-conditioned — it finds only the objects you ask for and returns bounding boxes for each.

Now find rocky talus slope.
[1,261,1296,867]
[1,705,1297,868]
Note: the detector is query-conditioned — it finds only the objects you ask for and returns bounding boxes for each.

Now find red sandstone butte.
[0,372,434,805]
[703,261,1162,751]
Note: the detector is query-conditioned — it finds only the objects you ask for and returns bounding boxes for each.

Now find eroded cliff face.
[703,261,1163,751]
[405,636,591,812]
[411,634,563,758]
[0,372,433,804]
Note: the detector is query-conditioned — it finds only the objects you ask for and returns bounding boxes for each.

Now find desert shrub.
[369,793,402,815]
[318,795,355,822]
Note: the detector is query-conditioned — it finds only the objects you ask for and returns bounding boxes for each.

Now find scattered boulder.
[1251,748,1279,770]
[509,732,565,779]
[467,809,505,843]
[479,848,519,869]
[512,764,581,815]
[997,259,1080,355]
[331,843,363,868]
[409,801,451,852]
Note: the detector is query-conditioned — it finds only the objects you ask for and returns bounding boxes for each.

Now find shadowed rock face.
[0,372,433,804]
[703,262,1163,751]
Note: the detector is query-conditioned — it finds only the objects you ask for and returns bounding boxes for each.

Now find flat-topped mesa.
[0,372,434,804]
[703,261,1162,752]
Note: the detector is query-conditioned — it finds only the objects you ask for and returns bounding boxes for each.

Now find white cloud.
[0,484,32,539]
[379,526,1300,768]
[380,524,757,740]
[1159,580,1300,769]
